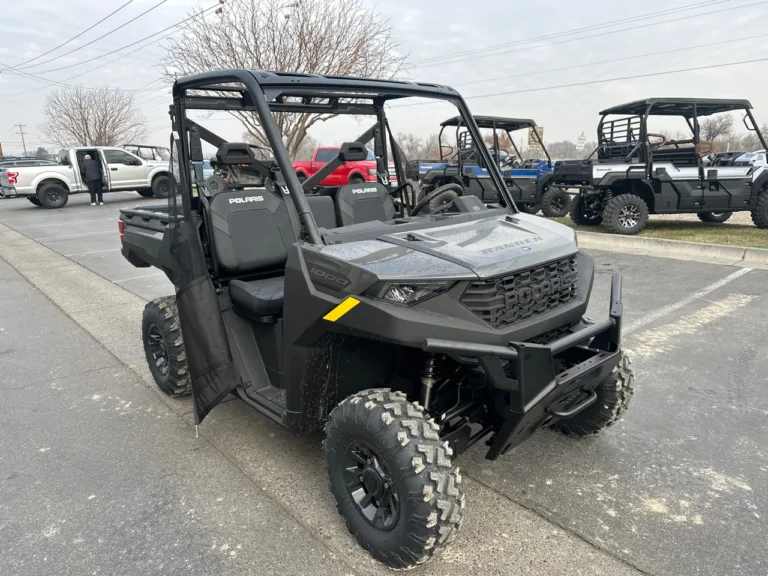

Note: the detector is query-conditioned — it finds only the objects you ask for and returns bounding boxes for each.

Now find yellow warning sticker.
[323,297,360,322]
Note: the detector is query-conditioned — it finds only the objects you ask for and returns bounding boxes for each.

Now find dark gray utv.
[118,69,636,569]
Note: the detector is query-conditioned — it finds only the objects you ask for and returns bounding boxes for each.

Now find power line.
[405,0,765,70]
[12,0,136,69]
[406,0,729,67]
[0,4,218,98]
[454,32,765,89]
[16,3,217,76]
[392,56,768,109]
[14,0,170,72]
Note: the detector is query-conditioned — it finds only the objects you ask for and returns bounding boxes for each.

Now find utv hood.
[314,213,578,280]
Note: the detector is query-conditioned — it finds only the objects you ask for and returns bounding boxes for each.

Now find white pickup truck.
[0,146,173,208]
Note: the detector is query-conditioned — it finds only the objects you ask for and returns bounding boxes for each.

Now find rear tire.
[751,189,768,228]
[142,296,191,397]
[569,193,603,226]
[602,193,649,235]
[517,202,541,215]
[324,389,464,569]
[697,211,732,223]
[137,189,155,198]
[552,353,635,437]
[349,174,365,184]
[151,174,173,199]
[27,197,42,206]
[540,186,571,217]
[37,182,69,209]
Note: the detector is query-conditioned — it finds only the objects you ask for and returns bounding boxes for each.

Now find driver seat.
[335,182,396,226]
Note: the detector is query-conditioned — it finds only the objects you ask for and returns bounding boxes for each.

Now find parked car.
[0,146,174,208]
[293,146,396,187]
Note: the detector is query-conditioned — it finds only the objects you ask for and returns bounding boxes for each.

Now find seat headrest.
[215,143,256,166]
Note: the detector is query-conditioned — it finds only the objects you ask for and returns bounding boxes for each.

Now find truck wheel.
[142,296,191,397]
[569,194,603,226]
[151,175,173,199]
[136,189,155,198]
[698,211,732,223]
[205,175,229,195]
[27,197,42,207]
[602,193,649,235]
[552,352,635,437]
[751,189,768,228]
[37,182,69,209]
[540,186,571,217]
[517,202,541,215]
[324,389,464,569]
[349,174,365,184]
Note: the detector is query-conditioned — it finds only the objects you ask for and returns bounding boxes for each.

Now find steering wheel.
[500,154,518,168]
[411,183,464,216]
[647,133,667,149]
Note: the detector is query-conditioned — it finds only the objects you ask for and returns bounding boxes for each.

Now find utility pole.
[15,124,28,156]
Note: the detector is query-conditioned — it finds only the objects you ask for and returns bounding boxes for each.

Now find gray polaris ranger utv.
[119,69,635,569]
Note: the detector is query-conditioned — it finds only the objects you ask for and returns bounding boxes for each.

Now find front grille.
[461,256,578,328]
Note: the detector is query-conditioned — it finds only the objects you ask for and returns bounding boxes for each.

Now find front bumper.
[423,273,624,460]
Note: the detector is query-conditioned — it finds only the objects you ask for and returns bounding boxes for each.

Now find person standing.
[82,154,104,206]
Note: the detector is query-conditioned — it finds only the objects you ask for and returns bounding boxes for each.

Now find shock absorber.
[420,355,439,410]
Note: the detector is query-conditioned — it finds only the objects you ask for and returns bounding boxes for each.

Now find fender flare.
[536,172,555,193]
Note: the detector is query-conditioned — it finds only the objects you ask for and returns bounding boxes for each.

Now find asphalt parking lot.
[1,191,766,576]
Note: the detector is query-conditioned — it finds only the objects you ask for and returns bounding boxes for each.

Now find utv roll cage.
[171,69,516,244]
[593,97,768,175]
[438,115,551,167]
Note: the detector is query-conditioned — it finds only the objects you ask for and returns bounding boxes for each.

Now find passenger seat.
[335,182,396,226]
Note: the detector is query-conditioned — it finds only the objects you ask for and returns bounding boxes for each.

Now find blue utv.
[405,116,572,217]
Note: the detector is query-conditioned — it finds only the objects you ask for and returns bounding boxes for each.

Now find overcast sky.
[1,0,766,155]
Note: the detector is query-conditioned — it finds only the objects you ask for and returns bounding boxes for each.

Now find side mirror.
[338,142,367,162]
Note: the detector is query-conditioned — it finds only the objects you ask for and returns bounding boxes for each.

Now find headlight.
[367,168,377,175]
[367,281,455,305]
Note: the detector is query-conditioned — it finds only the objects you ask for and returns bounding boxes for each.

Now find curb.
[576,231,768,270]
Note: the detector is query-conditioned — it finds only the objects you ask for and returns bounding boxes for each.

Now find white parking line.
[625,267,753,335]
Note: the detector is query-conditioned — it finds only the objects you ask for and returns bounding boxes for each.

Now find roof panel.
[600,98,753,117]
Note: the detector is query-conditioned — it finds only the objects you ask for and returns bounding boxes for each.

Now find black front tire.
[142,296,191,397]
[151,174,173,199]
[37,182,69,209]
[540,187,572,217]
[569,193,603,226]
[137,189,155,198]
[517,202,541,215]
[349,174,366,184]
[205,174,229,195]
[324,389,464,569]
[697,211,732,223]
[751,189,768,228]
[27,197,42,206]
[552,353,635,437]
[602,193,649,235]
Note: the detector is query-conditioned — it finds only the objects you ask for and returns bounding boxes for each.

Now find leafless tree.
[700,115,734,141]
[161,0,406,157]
[395,133,442,160]
[40,86,146,147]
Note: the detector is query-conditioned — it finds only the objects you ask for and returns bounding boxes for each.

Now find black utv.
[119,69,635,569]
[407,115,571,217]
[553,98,768,234]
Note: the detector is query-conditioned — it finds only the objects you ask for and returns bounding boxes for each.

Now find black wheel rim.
[158,180,170,195]
[147,324,169,376]
[551,195,566,212]
[343,440,399,530]
[48,188,62,204]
